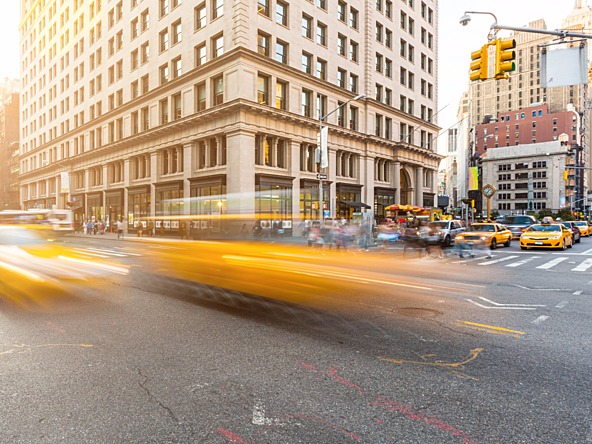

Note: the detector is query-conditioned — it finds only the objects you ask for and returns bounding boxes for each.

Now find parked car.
[496,215,537,239]
[562,221,582,244]
[427,220,465,247]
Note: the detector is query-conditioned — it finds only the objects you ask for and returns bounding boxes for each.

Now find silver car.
[429,220,465,247]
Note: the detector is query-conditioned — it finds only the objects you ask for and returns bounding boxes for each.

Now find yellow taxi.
[573,220,591,237]
[520,217,573,250]
[454,222,512,249]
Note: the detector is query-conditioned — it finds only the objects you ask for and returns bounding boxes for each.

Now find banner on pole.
[60,172,70,194]
[320,126,329,168]
[468,166,479,191]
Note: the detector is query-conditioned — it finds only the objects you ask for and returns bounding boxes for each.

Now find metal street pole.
[317,93,365,228]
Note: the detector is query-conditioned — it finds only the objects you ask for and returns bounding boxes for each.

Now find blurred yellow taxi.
[520,219,572,250]
[573,221,591,237]
[454,222,512,249]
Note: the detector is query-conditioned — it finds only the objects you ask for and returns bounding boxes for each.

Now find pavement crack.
[137,368,180,424]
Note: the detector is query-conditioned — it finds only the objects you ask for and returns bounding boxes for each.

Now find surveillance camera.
[459,13,471,26]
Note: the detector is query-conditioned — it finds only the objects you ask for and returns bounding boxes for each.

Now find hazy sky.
[0,1,19,81]
[0,0,581,145]
[437,0,578,150]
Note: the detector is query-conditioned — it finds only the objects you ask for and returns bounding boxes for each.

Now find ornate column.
[393,161,401,203]
[415,166,424,207]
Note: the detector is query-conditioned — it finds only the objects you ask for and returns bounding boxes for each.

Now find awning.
[340,200,371,209]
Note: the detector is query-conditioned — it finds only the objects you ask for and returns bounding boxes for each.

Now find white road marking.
[511,284,570,291]
[505,256,540,267]
[573,290,583,295]
[477,255,519,266]
[532,315,550,325]
[580,248,592,255]
[536,257,568,269]
[555,301,569,308]
[572,258,592,272]
[451,255,495,264]
[478,297,545,307]
[466,299,537,310]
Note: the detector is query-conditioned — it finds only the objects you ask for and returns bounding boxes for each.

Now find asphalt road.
[0,233,591,443]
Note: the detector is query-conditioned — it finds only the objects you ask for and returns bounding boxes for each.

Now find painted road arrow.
[466,296,546,310]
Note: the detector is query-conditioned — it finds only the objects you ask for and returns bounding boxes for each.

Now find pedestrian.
[148,220,154,237]
[252,221,263,240]
[117,218,124,240]
[87,219,94,235]
[239,223,250,239]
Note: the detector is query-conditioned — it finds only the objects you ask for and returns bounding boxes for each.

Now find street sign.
[317,174,327,180]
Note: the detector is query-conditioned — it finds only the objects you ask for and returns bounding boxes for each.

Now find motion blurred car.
[0,226,128,307]
[495,215,537,240]
[427,220,465,247]
[561,221,581,244]
[454,222,512,249]
[520,219,573,250]
[573,220,591,237]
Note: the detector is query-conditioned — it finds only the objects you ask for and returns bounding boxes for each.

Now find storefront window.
[257,183,292,234]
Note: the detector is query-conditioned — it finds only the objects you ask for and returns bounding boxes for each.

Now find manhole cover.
[395,307,442,318]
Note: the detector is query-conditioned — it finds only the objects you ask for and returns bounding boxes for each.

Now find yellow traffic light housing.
[470,44,489,81]
[563,169,568,181]
[495,38,516,80]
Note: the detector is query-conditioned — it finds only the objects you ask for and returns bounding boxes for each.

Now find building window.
[258,0,270,16]
[337,68,346,88]
[349,74,358,93]
[258,32,270,56]
[213,75,224,105]
[172,57,182,79]
[349,8,358,29]
[195,43,206,66]
[159,29,169,52]
[276,81,287,110]
[338,34,347,56]
[275,40,288,64]
[276,1,288,26]
[302,14,313,39]
[172,20,182,45]
[173,93,182,120]
[316,59,327,80]
[195,3,206,29]
[350,106,358,130]
[212,34,224,58]
[160,98,169,124]
[349,41,358,62]
[317,22,327,46]
[302,52,312,74]
[257,74,270,105]
[159,63,169,84]
[302,89,312,117]
[160,0,169,17]
[196,82,206,111]
[212,0,223,19]
[338,1,346,22]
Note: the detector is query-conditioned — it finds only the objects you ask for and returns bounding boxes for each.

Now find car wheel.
[491,238,497,250]
[576,236,581,244]
[505,238,511,247]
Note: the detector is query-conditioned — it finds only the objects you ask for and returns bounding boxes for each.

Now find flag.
[468,166,479,191]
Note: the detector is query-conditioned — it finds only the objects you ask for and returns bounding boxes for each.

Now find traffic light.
[494,38,516,80]
[471,199,475,208]
[470,44,489,81]
[563,169,568,181]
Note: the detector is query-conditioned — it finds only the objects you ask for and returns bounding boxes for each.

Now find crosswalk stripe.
[506,256,540,267]
[536,257,568,269]
[571,258,592,272]
[477,255,519,266]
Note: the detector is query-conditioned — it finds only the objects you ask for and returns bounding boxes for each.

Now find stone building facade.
[18,0,440,235]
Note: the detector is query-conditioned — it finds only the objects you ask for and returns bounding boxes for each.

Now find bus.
[0,209,75,235]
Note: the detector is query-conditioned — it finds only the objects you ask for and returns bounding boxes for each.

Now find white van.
[47,209,75,234]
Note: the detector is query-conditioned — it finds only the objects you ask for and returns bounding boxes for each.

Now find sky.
[0,1,580,145]
[437,0,578,152]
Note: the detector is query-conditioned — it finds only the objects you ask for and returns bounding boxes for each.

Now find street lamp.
[317,93,366,227]
[459,11,499,40]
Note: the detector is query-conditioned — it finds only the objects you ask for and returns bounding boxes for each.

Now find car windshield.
[575,221,587,226]
[468,224,495,232]
[431,221,448,228]
[528,225,561,232]
[501,216,534,224]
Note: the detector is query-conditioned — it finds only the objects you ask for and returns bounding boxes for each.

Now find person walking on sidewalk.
[117,219,125,240]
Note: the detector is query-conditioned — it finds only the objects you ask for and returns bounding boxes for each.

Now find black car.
[496,215,537,240]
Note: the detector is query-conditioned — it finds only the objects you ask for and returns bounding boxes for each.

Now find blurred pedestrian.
[117,219,124,240]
